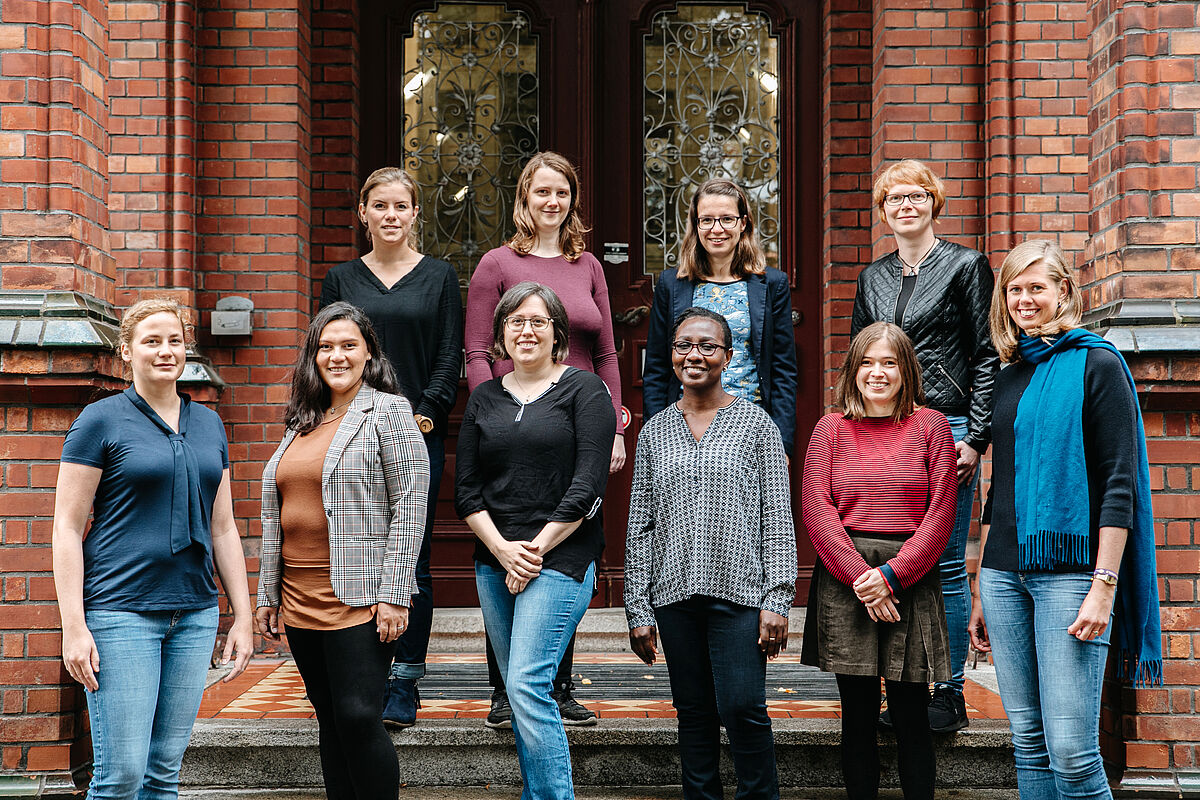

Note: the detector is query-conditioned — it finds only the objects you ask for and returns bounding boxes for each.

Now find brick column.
[193,1,315,653]
[1086,1,1200,791]
[0,0,115,789]
[869,0,985,258]
[983,0,1090,263]
[821,0,872,406]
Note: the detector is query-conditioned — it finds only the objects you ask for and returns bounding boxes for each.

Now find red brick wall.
[984,0,1090,264]
[870,0,985,257]
[0,0,115,777]
[1086,0,1200,784]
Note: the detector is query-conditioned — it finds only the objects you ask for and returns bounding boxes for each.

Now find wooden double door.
[360,0,822,607]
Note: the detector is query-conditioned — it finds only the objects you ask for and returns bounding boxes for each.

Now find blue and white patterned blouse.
[692,281,762,404]
[624,398,797,629]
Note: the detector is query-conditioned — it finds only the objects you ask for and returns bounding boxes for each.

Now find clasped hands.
[495,539,542,595]
[853,567,900,623]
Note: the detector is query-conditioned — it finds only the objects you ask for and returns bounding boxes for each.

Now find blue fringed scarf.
[1015,329,1162,686]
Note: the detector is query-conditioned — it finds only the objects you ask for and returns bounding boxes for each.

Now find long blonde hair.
[676,179,766,280]
[507,152,589,262]
[989,240,1083,362]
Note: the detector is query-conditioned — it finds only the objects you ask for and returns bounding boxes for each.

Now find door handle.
[614,305,650,326]
[792,310,802,326]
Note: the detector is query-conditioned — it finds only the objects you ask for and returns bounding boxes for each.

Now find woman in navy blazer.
[642,179,798,455]
[257,302,429,800]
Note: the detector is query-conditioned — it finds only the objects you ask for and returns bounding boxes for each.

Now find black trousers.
[836,674,935,800]
[287,621,399,800]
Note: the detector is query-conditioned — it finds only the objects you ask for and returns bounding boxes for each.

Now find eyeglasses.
[671,340,729,356]
[883,191,931,207]
[503,315,552,332]
[696,215,742,230]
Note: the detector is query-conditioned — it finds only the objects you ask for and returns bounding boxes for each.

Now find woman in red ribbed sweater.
[801,321,957,800]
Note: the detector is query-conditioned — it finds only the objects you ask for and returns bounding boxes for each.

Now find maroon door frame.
[357,0,823,606]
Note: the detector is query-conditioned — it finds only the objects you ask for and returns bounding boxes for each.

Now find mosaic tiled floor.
[198,655,1008,721]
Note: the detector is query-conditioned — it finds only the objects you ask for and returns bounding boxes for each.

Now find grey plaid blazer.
[257,385,430,609]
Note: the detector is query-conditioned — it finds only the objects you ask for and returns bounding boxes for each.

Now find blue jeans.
[83,606,218,800]
[655,596,779,800]
[938,414,977,693]
[979,569,1112,800]
[391,432,443,680]
[476,561,595,800]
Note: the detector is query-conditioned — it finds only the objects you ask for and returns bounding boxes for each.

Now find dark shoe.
[382,677,419,729]
[552,681,598,726]
[928,685,969,733]
[877,705,893,730]
[485,689,512,729]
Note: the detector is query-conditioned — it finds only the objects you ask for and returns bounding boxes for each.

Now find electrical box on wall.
[212,296,254,336]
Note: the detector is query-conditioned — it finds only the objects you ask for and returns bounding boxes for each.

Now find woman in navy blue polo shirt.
[52,298,254,800]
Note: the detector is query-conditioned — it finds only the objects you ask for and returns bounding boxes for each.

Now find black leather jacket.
[851,239,998,453]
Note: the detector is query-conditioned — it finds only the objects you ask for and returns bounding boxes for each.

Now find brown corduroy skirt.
[800,533,951,683]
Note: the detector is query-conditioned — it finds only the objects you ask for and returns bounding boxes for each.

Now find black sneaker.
[485,689,512,729]
[928,685,969,733]
[552,680,598,726]
[381,677,419,729]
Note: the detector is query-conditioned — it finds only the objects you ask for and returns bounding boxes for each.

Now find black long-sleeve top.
[319,256,463,433]
[982,347,1138,572]
[454,368,616,582]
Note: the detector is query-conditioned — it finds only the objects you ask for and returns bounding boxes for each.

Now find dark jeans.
[287,621,399,800]
[656,596,779,800]
[836,674,934,800]
[392,432,442,677]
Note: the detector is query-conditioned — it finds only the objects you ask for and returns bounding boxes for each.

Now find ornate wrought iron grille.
[401,4,539,295]
[643,5,781,278]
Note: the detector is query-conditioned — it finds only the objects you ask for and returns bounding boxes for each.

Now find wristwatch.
[1091,568,1118,586]
[413,414,434,434]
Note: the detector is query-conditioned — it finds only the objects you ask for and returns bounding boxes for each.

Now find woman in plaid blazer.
[256,302,430,800]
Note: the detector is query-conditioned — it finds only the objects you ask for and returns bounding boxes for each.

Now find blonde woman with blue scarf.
[968,240,1162,800]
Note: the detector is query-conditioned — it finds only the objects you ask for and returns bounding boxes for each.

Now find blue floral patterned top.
[693,280,762,404]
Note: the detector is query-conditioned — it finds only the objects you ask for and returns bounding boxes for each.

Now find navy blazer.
[643,267,798,455]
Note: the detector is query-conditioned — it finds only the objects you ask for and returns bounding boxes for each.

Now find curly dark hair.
[284,302,400,434]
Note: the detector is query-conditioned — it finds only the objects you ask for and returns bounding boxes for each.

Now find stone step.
[182,788,1018,800]
[181,717,1015,791]
[428,607,806,653]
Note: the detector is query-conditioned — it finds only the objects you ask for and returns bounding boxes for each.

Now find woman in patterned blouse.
[626,306,797,800]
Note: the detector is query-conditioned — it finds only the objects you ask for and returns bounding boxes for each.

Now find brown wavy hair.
[507,152,590,262]
[836,322,925,422]
[989,239,1083,363]
[676,179,766,280]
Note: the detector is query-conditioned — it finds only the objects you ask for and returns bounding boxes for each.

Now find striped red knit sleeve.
[801,414,873,586]
[884,410,959,588]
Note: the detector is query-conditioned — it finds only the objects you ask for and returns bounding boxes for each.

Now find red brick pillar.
[193,1,315,652]
[0,0,116,789]
[1085,0,1200,791]
[869,0,985,258]
[983,0,1090,263]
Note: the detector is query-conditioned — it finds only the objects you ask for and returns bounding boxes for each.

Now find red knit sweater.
[801,408,957,589]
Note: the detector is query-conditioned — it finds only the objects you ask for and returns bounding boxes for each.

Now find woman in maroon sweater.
[463,151,622,727]
[801,322,957,800]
